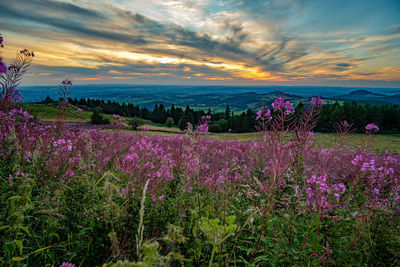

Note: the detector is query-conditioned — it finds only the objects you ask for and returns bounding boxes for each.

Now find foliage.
[69,96,400,134]
[128,117,144,130]
[91,109,110,124]
[165,117,174,127]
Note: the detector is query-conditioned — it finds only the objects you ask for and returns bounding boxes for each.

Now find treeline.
[314,101,400,133]
[40,96,400,133]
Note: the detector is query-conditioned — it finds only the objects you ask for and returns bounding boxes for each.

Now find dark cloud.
[0,0,308,74]
[335,62,353,71]
[0,1,147,45]
[336,63,352,68]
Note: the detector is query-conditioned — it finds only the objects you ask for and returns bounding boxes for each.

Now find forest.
[43,96,400,134]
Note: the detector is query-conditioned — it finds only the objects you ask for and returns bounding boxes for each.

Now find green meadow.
[21,103,400,153]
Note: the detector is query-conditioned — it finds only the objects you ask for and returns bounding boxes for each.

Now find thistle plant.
[199,215,237,266]
[290,97,322,182]
[0,35,34,112]
[0,34,5,73]
[56,79,72,134]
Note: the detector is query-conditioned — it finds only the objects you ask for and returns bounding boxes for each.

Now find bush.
[178,116,192,131]
[165,117,174,127]
[208,123,221,133]
[129,117,144,130]
[91,110,109,124]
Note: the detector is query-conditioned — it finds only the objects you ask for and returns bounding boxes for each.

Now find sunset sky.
[0,0,399,87]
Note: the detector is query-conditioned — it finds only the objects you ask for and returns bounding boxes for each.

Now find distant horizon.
[18,83,400,106]
[19,83,400,90]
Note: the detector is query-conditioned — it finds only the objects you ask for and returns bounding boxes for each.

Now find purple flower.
[283,101,294,115]
[0,58,7,73]
[256,108,272,120]
[365,123,379,134]
[61,79,72,86]
[256,109,263,120]
[19,49,34,57]
[197,123,208,132]
[310,96,323,107]
[0,35,4,48]
[272,97,295,115]
[197,115,211,132]
[8,65,20,72]
[59,263,75,267]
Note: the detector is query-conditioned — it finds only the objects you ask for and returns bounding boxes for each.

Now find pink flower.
[256,109,263,119]
[256,109,272,120]
[61,79,72,86]
[0,58,6,73]
[310,96,323,107]
[351,155,363,165]
[365,123,379,134]
[197,115,211,132]
[272,97,294,115]
[20,49,34,57]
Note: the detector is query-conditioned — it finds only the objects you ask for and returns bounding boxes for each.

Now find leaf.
[12,256,26,261]
[0,225,10,231]
[18,225,30,235]
[5,242,14,254]
[28,246,52,256]
[14,240,23,255]
[8,196,22,200]
[192,225,197,238]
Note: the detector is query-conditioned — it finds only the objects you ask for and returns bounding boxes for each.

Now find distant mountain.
[125,91,303,112]
[19,85,399,111]
[333,89,400,105]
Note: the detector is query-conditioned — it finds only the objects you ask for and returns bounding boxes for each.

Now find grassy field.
[21,103,400,152]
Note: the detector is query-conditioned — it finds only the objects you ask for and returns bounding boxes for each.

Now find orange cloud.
[108,70,124,74]
[111,76,137,79]
[74,77,103,80]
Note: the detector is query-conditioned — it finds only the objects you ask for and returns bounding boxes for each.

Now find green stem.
[209,246,215,267]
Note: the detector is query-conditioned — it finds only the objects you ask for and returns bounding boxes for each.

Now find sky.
[0,0,399,87]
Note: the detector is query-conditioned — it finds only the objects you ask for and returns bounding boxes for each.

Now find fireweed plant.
[0,39,34,112]
[0,39,399,266]
[55,79,72,135]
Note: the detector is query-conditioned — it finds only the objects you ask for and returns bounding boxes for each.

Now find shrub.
[129,117,144,130]
[165,117,174,127]
[91,109,109,124]
[178,116,191,131]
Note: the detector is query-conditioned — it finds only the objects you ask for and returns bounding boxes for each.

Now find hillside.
[334,89,400,105]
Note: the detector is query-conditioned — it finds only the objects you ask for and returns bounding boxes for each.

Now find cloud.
[0,0,304,76]
[0,0,399,86]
